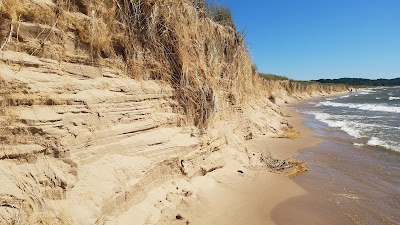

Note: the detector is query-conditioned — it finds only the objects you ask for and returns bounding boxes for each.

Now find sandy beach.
[162,103,352,225]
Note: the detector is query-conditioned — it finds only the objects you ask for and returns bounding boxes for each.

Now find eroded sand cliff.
[0,1,347,224]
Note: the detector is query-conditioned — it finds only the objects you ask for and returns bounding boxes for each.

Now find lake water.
[307,87,400,152]
[288,88,400,224]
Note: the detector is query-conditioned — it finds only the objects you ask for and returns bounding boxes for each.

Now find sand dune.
[0,1,347,224]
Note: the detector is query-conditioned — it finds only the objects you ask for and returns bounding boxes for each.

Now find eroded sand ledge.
[0,50,346,225]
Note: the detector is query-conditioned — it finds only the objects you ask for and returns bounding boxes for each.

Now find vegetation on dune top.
[259,73,289,81]
[259,72,317,85]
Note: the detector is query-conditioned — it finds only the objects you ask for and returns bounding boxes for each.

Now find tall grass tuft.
[205,1,235,28]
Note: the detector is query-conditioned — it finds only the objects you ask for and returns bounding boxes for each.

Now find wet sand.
[267,107,353,225]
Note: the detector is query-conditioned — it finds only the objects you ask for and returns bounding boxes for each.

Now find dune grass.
[259,73,289,81]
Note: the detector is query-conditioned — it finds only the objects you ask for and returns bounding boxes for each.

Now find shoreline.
[279,88,400,225]
[270,104,354,225]
[174,109,319,224]
[164,96,340,225]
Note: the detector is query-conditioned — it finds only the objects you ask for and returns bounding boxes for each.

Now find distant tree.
[314,77,400,87]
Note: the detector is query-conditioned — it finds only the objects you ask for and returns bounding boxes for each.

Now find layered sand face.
[0,50,346,224]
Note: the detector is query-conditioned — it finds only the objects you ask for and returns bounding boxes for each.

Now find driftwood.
[266,157,292,171]
[263,151,307,176]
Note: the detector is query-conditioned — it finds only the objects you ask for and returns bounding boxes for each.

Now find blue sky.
[215,0,400,80]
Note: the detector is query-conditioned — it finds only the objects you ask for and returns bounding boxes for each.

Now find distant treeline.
[314,78,400,87]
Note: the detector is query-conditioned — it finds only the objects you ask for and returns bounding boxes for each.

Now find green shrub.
[205,2,234,28]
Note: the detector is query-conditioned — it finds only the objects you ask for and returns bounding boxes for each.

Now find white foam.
[306,111,400,151]
[340,95,350,99]
[389,96,400,101]
[341,125,362,138]
[358,89,376,95]
[376,97,381,100]
[310,112,362,138]
[312,112,330,121]
[367,137,400,152]
[317,101,400,113]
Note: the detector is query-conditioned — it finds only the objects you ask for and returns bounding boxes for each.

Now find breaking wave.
[308,112,362,138]
[367,137,400,152]
[317,101,400,113]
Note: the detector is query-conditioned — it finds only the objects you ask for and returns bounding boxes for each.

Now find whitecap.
[310,112,362,138]
[317,101,400,113]
[358,89,376,95]
[389,96,400,101]
[354,143,364,147]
